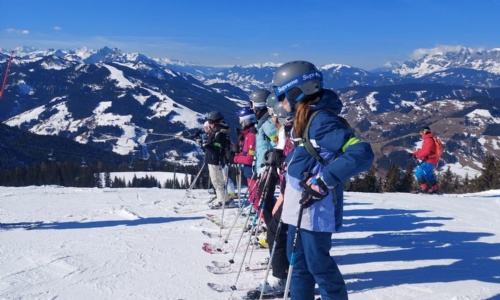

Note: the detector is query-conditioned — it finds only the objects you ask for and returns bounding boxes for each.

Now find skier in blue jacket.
[273,61,374,300]
[249,89,278,175]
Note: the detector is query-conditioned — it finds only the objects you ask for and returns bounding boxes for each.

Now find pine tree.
[399,163,414,193]
[452,176,461,193]
[461,173,470,193]
[350,166,380,193]
[439,166,454,193]
[94,173,103,188]
[384,164,401,192]
[494,156,500,189]
[474,154,497,191]
[104,172,112,187]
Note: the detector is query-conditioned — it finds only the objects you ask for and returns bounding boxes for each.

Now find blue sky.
[1,0,500,70]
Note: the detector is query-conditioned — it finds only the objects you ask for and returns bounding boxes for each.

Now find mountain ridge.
[1,46,499,177]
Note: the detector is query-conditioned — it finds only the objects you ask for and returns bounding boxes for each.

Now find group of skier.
[197,60,442,299]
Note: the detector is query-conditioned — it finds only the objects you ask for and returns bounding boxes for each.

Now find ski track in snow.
[0,187,499,300]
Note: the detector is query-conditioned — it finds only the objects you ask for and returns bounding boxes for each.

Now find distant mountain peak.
[394,47,500,77]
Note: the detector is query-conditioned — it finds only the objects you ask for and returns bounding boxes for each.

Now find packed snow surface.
[1,186,499,299]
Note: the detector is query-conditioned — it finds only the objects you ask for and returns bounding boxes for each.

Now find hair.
[293,91,323,138]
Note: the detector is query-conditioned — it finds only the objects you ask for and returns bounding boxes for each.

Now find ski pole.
[219,164,230,235]
[237,166,242,207]
[247,167,274,266]
[229,169,271,293]
[230,198,267,295]
[218,176,259,246]
[237,169,257,213]
[211,173,262,255]
[225,170,263,261]
[283,204,304,300]
[259,218,284,300]
[189,162,206,190]
[178,162,206,206]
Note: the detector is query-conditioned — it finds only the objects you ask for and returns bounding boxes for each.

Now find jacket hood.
[310,89,343,114]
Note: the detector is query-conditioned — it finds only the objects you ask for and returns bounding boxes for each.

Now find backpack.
[300,108,353,166]
[430,137,444,159]
[299,109,360,191]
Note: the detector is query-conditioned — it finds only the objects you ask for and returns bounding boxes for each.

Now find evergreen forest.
[0,154,498,194]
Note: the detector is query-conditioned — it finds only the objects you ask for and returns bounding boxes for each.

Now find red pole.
[0,50,14,100]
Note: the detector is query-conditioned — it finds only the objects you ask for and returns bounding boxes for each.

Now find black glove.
[263,149,284,167]
[299,176,328,208]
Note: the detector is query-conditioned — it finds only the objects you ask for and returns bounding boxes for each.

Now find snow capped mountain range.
[1,46,499,176]
[393,47,500,77]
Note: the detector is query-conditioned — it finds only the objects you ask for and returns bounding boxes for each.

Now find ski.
[205,213,245,230]
[203,241,266,255]
[207,282,237,293]
[208,201,240,210]
[211,260,233,268]
[205,214,225,228]
[178,197,216,207]
[207,283,289,299]
[202,243,227,254]
[211,259,269,269]
[202,230,221,239]
[207,282,256,293]
[243,289,285,299]
[174,206,207,214]
[206,264,267,274]
[243,287,321,300]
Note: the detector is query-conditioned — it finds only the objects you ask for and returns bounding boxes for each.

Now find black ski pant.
[266,205,289,279]
[260,171,289,279]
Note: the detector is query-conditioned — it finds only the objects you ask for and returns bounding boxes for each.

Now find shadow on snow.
[0,216,204,231]
[336,206,500,293]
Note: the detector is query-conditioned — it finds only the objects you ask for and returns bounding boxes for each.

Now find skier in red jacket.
[411,126,439,193]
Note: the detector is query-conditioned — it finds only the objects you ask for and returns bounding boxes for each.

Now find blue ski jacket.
[255,112,277,174]
[282,90,374,233]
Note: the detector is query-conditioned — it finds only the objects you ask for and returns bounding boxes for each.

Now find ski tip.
[202,246,213,254]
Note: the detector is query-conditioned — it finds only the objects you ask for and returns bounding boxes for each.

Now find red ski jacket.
[413,133,439,165]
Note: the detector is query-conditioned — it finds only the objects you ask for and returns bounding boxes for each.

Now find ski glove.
[263,149,284,167]
[299,176,329,208]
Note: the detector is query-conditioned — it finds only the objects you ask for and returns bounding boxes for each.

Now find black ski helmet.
[421,126,431,134]
[206,111,223,122]
[272,61,323,106]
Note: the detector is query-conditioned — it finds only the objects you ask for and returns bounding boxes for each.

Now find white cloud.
[410,45,486,60]
[53,26,62,31]
[5,28,30,35]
